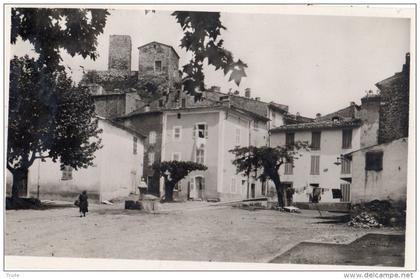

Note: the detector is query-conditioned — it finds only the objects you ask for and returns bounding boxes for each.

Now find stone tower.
[108,35,132,72]
[137,42,180,90]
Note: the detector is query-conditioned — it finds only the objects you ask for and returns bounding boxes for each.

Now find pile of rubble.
[347,212,383,229]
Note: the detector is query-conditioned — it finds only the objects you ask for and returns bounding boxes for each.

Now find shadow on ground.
[270,233,405,267]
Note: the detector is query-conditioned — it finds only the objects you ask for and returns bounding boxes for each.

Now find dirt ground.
[5,201,405,264]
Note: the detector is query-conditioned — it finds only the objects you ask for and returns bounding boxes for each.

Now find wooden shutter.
[310,155,320,175]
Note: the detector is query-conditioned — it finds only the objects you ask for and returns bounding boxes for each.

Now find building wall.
[268,108,285,129]
[120,112,163,196]
[138,43,179,89]
[93,94,126,119]
[220,112,268,201]
[11,119,144,202]
[270,127,361,203]
[108,35,132,72]
[350,138,408,204]
[163,110,220,200]
[377,70,410,144]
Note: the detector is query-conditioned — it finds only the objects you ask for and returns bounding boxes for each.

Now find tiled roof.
[137,41,180,59]
[270,118,362,132]
[317,105,357,122]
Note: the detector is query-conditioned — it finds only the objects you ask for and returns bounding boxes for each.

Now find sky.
[11,8,410,117]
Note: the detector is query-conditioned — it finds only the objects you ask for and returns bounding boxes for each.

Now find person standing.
[78,190,89,217]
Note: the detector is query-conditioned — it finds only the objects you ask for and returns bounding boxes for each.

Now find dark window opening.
[181,98,186,108]
[365,151,383,171]
[158,99,164,107]
[342,129,353,149]
[311,131,321,150]
[154,60,162,72]
[286,132,295,150]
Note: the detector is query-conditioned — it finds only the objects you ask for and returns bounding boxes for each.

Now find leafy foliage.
[153,160,207,201]
[172,11,247,100]
[11,8,109,70]
[8,56,102,174]
[8,8,108,199]
[230,143,308,207]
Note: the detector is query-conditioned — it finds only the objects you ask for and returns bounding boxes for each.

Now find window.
[194,123,208,139]
[181,98,186,108]
[148,152,155,166]
[340,184,351,202]
[341,158,351,174]
[235,128,241,145]
[196,148,205,164]
[173,126,182,141]
[61,165,73,180]
[311,131,321,150]
[133,136,138,155]
[154,60,162,72]
[284,159,293,175]
[365,151,383,171]
[172,152,181,161]
[310,155,320,175]
[342,129,353,149]
[231,177,236,193]
[286,132,295,150]
[149,131,156,145]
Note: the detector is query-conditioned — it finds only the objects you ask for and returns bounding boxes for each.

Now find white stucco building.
[161,105,269,201]
[6,117,145,202]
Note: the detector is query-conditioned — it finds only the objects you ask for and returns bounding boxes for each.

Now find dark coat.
[78,193,89,213]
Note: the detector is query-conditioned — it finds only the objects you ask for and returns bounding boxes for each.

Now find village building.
[161,103,270,201]
[269,53,409,207]
[344,53,410,205]
[6,117,145,202]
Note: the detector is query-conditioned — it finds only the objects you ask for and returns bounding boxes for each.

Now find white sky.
[11,8,410,117]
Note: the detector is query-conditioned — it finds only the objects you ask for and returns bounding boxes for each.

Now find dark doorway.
[251,183,255,198]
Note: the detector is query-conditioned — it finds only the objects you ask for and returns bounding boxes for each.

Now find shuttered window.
[61,165,73,180]
[286,132,295,150]
[311,131,321,150]
[340,184,351,202]
[342,129,353,149]
[341,158,351,174]
[284,159,293,175]
[193,123,208,139]
[310,155,320,175]
[133,136,138,155]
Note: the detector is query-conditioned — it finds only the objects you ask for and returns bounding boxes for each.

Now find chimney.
[316,113,321,119]
[296,112,300,117]
[245,88,251,98]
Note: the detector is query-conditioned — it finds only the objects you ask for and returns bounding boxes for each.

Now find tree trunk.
[164,181,175,202]
[11,168,27,201]
[271,173,286,208]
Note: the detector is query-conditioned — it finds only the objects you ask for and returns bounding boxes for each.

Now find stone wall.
[138,43,179,90]
[93,94,126,119]
[377,54,410,144]
[108,35,132,72]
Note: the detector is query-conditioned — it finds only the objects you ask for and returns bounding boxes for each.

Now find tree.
[7,56,102,200]
[153,161,207,202]
[8,8,108,201]
[11,8,109,70]
[230,144,308,208]
[172,11,247,100]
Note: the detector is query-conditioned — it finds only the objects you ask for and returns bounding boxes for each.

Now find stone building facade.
[376,53,410,144]
[108,35,132,72]
[138,42,181,91]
